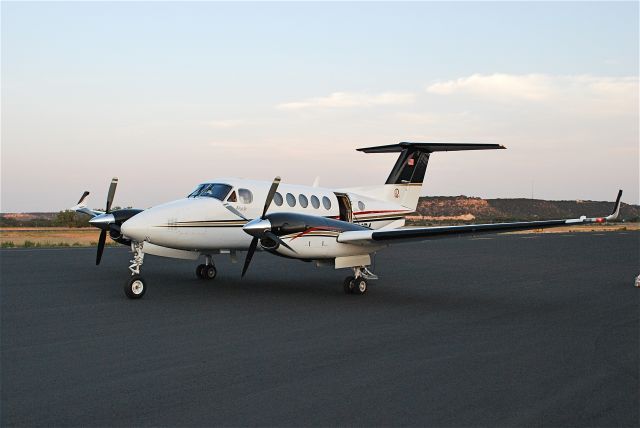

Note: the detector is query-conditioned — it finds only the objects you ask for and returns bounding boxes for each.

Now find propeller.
[95,178,118,265]
[241,176,283,277]
[77,191,90,205]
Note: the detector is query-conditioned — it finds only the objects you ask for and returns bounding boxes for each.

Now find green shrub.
[23,240,36,248]
[1,241,15,248]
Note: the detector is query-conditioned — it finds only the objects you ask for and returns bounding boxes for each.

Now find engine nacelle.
[261,212,384,260]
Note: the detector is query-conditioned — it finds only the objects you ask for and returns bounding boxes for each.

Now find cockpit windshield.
[187,183,232,200]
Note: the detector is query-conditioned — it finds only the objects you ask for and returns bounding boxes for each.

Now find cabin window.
[274,192,283,206]
[286,193,296,207]
[194,183,232,200]
[357,201,365,211]
[310,195,320,209]
[227,191,237,202]
[238,188,253,204]
[299,194,308,208]
[322,196,331,210]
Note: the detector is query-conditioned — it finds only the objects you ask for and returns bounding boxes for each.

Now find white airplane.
[72,142,623,299]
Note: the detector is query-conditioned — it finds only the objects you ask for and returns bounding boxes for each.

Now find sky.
[1,1,638,212]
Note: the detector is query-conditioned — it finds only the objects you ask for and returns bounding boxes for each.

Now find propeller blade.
[241,237,259,277]
[261,176,281,219]
[96,230,107,265]
[105,177,118,213]
[223,203,248,221]
[265,231,296,253]
[77,191,90,205]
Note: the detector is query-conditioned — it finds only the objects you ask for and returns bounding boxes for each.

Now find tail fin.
[355,142,505,210]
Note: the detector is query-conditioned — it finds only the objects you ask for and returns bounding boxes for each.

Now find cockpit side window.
[238,188,253,204]
[227,191,237,202]
[189,183,232,200]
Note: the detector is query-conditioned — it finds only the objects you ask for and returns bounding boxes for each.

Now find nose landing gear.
[125,242,146,299]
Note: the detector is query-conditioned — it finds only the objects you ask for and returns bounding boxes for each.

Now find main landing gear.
[124,242,146,299]
[343,267,378,295]
[196,255,217,280]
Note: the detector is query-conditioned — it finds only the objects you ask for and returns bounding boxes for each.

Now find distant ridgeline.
[1,198,638,227]
[410,196,640,224]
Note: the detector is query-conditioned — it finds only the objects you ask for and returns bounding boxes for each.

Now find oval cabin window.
[273,192,283,206]
[310,195,320,209]
[322,196,331,210]
[299,194,308,208]
[286,193,296,207]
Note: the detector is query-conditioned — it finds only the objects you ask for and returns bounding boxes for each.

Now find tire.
[124,275,146,299]
[196,264,207,279]
[203,265,217,280]
[343,276,355,294]
[352,277,367,295]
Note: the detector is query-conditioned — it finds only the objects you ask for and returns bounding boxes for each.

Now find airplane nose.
[243,218,271,237]
[120,213,148,242]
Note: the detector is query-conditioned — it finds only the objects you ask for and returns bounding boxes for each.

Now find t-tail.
[353,142,505,210]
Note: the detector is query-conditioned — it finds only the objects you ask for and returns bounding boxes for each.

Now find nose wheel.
[124,275,146,299]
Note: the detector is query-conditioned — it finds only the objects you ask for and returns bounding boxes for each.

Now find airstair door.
[334,193,353,222]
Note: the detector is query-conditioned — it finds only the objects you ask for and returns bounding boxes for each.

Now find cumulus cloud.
[277,91,415,110]
[426,73,638,107]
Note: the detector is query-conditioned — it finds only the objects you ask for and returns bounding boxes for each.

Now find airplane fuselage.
[121,178,413,255]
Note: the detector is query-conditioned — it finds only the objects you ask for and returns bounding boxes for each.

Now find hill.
[411,196,639,223]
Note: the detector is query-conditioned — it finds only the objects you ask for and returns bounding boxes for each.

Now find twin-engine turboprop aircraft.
[72,142,623,299]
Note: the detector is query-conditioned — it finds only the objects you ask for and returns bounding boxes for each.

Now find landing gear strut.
[196,255,217,280]
[343,266,377,295]
[125,242,146,299]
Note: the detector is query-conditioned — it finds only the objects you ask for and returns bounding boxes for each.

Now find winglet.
[605,189,623,221]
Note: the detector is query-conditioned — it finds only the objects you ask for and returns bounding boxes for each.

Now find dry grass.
[0,228,117,248]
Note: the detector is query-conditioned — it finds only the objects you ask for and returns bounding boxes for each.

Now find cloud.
[426,73,638,106]
[205,119,245,129]
[277,91,415,110]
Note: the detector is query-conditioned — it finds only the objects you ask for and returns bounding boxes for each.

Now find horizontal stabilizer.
[357,142,506,153]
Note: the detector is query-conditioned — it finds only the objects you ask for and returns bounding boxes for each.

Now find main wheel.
[343,276,355,294]
[352,277,368,295]
[196,264,207,279]
[203,265,217,280]
[124,275,146,299]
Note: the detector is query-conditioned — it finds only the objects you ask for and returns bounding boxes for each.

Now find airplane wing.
[338,190,623,245]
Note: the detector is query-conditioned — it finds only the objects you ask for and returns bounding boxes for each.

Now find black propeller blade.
[241,176,281,277]
[96,177,118,265]
[261,176,281,218]
[77,191,90,205]
[96,230,107,265]
[105,178,118,213]
[242,237,259,277]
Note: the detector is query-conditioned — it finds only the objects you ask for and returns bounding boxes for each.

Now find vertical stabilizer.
[354,142,505,210]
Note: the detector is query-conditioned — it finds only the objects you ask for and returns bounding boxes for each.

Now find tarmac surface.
[1,232,639,427]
